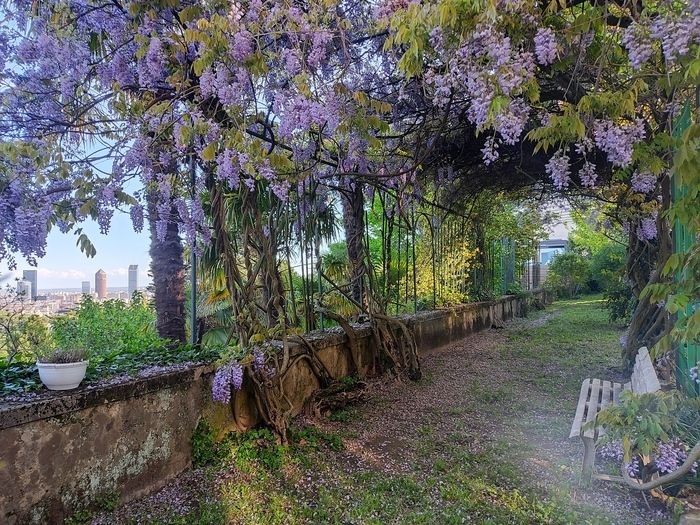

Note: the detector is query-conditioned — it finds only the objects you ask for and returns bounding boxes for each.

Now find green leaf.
[201,142,217,162]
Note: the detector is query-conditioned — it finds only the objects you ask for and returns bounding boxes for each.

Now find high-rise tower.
[22,269,37,300]
[95,269,107,299]
[128,265,138,297]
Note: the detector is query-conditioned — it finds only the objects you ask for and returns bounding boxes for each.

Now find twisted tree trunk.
[622,176,673,366]
[341,179,367,311]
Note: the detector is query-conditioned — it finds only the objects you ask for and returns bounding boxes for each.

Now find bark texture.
[147,192,186,343]
[622,177,673,367]
[341,180,367,310]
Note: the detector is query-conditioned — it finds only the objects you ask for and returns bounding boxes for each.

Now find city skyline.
[0,210,151,290]
[6,264,148,295]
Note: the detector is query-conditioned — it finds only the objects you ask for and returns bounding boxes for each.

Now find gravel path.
[96,304,670,524]
[308,308,669,524]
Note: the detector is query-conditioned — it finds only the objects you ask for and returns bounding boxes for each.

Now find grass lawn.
[86,297,671,525]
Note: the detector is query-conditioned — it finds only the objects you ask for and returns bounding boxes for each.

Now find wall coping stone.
[0,292,539,431]
[0,363,214,431]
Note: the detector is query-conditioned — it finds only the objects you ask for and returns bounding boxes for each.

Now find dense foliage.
[544,252,590,298]
[0,295,217,395]
[598,391,700,493]
[1,0,699,419]
[52,295,165,358]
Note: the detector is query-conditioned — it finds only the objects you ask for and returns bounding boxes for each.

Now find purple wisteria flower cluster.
[626,456,641,478]
[599,438,698,479]
[600,441,641,478]
[655,439,697,475]
[534,28,558,65]
[621,23,654,70]
[545,151,571,190]
[690,363,700,384]
[630,171,657,194]
[622,2,700,68]
[593,119,646,168]
[637,212,658,241]
[252,348,277,379]
[211,362,244,404]
[578,161,598,188]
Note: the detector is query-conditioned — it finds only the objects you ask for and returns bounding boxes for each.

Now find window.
[540,246,565,265]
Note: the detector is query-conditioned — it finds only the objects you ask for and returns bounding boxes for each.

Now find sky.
[2,210,151,291]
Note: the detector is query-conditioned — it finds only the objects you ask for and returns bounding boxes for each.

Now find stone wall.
[0,291,546,524]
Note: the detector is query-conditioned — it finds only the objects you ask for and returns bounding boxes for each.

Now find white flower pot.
[36,361,89,390]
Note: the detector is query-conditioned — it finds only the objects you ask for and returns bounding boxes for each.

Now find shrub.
[603,277,637,324]
[590,243,627,291]
[544,252,590,298]
[587,242,637,323]
[52,295,164,357]
[1,296,219,395]
[0,288,53,364]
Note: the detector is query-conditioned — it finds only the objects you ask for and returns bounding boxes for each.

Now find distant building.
[128,265,138,297]
[538,239,570,284]
[539,239,569,266]
[81,281,91,294]
[16,279,32,300]
[22,269,38,300]
[95,269,107,299]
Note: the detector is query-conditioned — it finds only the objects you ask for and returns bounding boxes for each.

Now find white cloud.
[36,268,88,280]
[107,267,128,277]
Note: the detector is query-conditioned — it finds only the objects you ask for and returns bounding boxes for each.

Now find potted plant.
[36,347,89,390]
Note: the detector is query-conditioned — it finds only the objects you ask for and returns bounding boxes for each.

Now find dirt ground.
[94,300,672,525]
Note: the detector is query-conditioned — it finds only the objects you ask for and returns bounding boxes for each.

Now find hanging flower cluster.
[211,362,244,404]
[1,0,699,271]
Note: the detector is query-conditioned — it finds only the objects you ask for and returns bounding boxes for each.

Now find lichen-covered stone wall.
[0,291,546,524]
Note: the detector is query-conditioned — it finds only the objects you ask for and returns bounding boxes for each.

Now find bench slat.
[612,382,623,404]
[630,347,661,394]
[600,381,613,409]
[596,381,614,437]
[583,378,602,439]
[569,378,591,438]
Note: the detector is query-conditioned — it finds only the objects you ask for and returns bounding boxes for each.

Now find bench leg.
[580,436,595,486]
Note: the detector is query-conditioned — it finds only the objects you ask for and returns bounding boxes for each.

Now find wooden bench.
[569,347,661,484]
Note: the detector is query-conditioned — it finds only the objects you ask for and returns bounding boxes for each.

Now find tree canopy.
[1,0,699,351]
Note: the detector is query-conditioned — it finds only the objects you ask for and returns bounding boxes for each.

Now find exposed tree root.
[229,306,421,442]
[371,313,421,381]
[315,306,365,379]
[303,378,369,418]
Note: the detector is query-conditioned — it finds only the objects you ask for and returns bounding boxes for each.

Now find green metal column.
[672,104,699,396]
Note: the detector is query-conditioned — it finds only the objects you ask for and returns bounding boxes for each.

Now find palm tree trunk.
[146,191,186,343]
